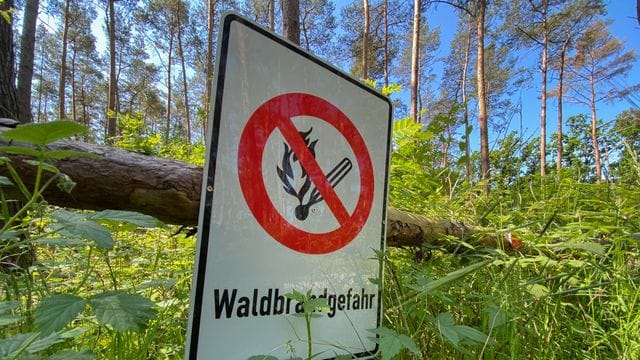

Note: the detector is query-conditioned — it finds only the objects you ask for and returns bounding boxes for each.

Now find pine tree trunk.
[0,0,18,120]
[71,47,77,125]
[106,0,118,140]
[476,0,490,194]
[282,0,300,45]
[539,1,548,177]
[16,0,39,124]
[383,0,389,87]
[462,20,472,182]
[57,0,70,121]
[165,34,174,142]
[268,0,275,30]
[177,7,191,144]
[589,74,602,182]
[362,0,370,80]
[204,0,216,140]
[410,0,421,123]
[557,35,569,172]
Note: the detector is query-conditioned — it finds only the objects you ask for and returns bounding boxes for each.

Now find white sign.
[186,13,392,360]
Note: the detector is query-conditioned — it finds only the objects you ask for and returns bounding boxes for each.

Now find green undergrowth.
[1,121,639,359]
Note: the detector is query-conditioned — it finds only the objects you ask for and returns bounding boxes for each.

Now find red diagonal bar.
[277,118,351,225]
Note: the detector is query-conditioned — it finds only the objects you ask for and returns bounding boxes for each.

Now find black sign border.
[188,12,393,360]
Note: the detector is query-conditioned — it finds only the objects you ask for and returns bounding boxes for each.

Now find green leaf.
[0,121,86,146]
[409,260,491,297]
[23,159,59,173]
[454,325,495,345]
[89,291,157,332]
[285,290,305,302]
[53,210,114,249]
[247,356,279,360]
[43,150,97,160]
[526,284,550,298]
[0,333,39,358]
[544,242,606,256]
[303,297,330,314]
[436,312,460,346]
[0,301,19,314]
[28,332,65,353]
[368,327,419,360]
[0,314,20,326]
[88,210,162,228]
[33,237,85,247]
[35,294,87,335]
[57,173,76,193]
[0,145,41,157]
[0,176,13,186]
[48,349,96,360]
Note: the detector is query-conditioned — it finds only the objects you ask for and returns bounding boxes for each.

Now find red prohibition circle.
[237,93,374,254]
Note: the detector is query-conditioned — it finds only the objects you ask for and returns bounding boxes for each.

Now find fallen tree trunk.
[0,135,513,250]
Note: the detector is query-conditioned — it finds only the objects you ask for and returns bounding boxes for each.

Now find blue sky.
[85,0,638,148]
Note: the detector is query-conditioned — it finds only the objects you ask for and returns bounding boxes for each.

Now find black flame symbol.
[276,128,353,221]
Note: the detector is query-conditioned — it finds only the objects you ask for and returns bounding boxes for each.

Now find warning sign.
[186,13,392,360]
[238,93,374,254]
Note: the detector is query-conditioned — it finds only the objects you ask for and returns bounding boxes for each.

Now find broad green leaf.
[48,349,96,360]
[368,327,419,360]
[630,234,640,241]
[35,294,87,335]
[544,242,606,256]
[303,297,330,314]
[454,325,495,345]
[43,150,97,160]
[59,327,89,339]
[89,291,157,332]
[53,210,114,249]
[28,332,65,353]
[57,173,76,193]
[409,260,491,297]
[482,305,506,328]
[88,210,161,228]
[0,121,86,146]
[0,332,39,359]
[0,145,41,157]
[23,160,59,173]
[0,301,19,314]
[33,237,85,247]
[436,312,460,346]
[0,176,14,186]
[0,314,20,326]
[285,290,305,302]
[527,284,550,298]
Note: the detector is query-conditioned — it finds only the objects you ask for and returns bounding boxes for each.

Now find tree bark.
[362,0,370,80]
[204,0,216,140]
[557,34,570,172]
[0,0,18,120]
[476,0,489,195]
[106,0,118,140]
[176,5,191,144]
[268,0,275,31]
[462,20,472,182]
[589,74,602,182]
[57,0,70,122]
[539,0,548,177]
[383,0,389,87]
[16,0,39,124]
[410,0,421,123]
[165,34,174,142]
[282,0,300,45]
[0,133,519,252]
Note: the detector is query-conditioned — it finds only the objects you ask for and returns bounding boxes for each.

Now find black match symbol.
[276,127,353,221]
